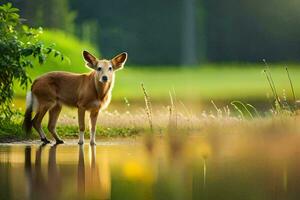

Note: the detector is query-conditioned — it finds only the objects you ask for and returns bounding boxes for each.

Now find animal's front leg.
[89,110,99,145]
[78,108,86,145]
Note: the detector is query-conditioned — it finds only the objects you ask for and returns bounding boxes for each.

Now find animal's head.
[83,50,127,83]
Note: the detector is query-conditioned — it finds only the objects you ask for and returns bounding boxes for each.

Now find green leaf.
[38,55,45,64]
[22,48,33,56]
[46,47,52,54]
[54,51,60,57]
[8,8,19,13]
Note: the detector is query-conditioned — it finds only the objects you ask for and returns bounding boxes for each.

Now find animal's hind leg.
[33,104,52,144]
[48,104,64,144]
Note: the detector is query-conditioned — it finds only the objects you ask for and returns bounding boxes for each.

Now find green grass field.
[14,29,300,103]
[113,64,300,102]
[16,63,300,103]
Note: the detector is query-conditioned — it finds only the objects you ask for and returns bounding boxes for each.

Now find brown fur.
[23,51,127,144]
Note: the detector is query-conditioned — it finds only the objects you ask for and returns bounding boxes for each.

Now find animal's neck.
[91,71,112,100]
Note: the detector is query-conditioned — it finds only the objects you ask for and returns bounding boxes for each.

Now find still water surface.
[0,136,300,200]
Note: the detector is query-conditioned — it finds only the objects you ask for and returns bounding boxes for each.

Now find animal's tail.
[23,92,34,135]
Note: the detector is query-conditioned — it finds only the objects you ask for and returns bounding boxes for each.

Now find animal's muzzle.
[101,76,108,82]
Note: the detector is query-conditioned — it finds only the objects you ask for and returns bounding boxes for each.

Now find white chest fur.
[93,75,114,110]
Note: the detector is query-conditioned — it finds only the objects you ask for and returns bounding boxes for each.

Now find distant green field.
[113,65,300,102]
[14,30,300,102]
[16,64,300,102]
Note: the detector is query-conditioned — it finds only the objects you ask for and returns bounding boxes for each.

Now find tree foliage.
[4,0,76,33]
[0,3,62,115]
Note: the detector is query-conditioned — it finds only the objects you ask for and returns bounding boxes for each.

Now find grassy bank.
[1,100,300,142]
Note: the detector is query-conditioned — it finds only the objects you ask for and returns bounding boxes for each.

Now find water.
[0,135,300,200]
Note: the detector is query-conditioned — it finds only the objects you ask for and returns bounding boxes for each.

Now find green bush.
[0,3,63,106]
[0,3,62,136]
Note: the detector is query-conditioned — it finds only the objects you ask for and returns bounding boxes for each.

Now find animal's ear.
[83,50,97,69]
[111,52,127,71]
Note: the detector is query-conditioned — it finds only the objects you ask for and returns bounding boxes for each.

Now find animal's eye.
[108,67,113,71]
[97,67,102,71]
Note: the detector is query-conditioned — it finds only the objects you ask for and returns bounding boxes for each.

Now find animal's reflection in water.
[78,145,110,199]
[24,144,110,199]
[24,145,62,200]
[78,145,85,198]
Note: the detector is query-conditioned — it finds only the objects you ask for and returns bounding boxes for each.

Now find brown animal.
[23,51,127,145]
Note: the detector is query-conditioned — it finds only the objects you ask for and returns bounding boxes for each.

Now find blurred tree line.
[4,0,300,65]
